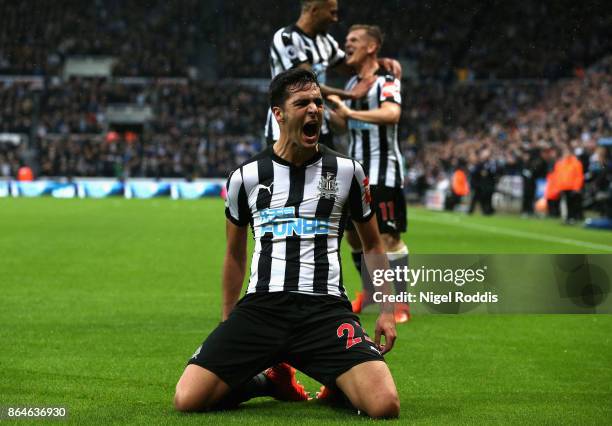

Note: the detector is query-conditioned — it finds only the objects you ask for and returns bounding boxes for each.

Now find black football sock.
[214,373,271,409]
[354,251,375,295]
[388,245,409,295]
[353,250,376,307]
[351,250,363,276]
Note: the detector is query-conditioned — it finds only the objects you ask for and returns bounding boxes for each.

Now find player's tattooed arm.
[221,220,248,321]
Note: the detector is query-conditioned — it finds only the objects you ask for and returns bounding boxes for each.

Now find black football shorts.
[187,292,383,389]
[346,185,407,234]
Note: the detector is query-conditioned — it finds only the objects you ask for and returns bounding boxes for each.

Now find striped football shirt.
[346,68,404,188]
[225,144,372,298]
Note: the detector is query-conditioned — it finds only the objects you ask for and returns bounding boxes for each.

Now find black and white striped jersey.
[225,145,372,298]
[345,68,404,188]
[265,24,345,141]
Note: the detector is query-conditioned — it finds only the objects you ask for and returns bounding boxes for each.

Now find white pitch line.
[412,214,612,252]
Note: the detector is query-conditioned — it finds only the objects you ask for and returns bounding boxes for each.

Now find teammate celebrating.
[327,25,410,322]
[175,68,400,418]
[266,0,401,147]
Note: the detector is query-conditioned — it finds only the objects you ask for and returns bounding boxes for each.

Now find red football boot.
[315,385,335,401]
[264,363,309,401]
[351,291,365,313]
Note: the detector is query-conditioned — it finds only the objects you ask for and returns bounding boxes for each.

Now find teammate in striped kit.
[327,25,410,322]
[175,69,400,418]
[265,0,401,147]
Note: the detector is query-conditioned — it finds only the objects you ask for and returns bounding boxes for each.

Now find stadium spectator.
[555,145,585,223]
[585,145,612,217]
[544,147,562,218]
[16,165,33,181]
[468,149,498,215]
[0,143,20,177]
[520,147,547,216]
[445,158,470,211]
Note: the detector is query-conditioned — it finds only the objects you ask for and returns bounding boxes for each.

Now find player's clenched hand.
[375,312,397,355]
[326,95,350,120]
[326,94,342,106]
[378,58,402,79]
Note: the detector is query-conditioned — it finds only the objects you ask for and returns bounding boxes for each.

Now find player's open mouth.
[303,121,319,137]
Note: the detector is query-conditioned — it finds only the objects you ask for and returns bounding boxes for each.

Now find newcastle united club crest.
[318,172,338,200]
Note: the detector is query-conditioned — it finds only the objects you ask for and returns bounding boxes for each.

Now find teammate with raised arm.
[327,25,410,322]
[266,0,401,147]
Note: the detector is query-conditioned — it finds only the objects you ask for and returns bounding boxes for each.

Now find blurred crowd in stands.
[2,0,609,79]
[212,0,611,80]
[0,142,21,177]
[0,0,199,76]
[0,0,611,217]
[1,78,265,178]
[419,57,612,219]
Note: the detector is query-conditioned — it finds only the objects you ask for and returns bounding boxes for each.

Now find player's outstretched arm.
[320,80,375,100]
[330,56,402,80]
[327,96,400,126]
[221,220,248,321]
[353,216,397,354]
[297,62,374,100]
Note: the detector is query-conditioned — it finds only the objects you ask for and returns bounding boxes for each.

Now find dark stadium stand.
[211,0,611,80]
[0,0,610,214]
[0,0,199,76]
[414,57,612,178]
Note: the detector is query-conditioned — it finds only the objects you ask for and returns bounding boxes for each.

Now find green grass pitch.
[1,198,611,424]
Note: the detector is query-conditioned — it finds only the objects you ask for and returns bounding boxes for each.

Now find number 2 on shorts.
[337,323,362,349]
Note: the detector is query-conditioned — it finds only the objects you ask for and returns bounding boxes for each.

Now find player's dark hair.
[269,68,320,108]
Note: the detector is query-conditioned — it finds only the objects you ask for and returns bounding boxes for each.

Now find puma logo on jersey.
[255,182,274,195]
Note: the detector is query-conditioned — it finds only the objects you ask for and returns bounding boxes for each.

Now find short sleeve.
[348,160,374,222]
[379,76,401,105]
[224,168,250,226]
[272,29,309,70]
